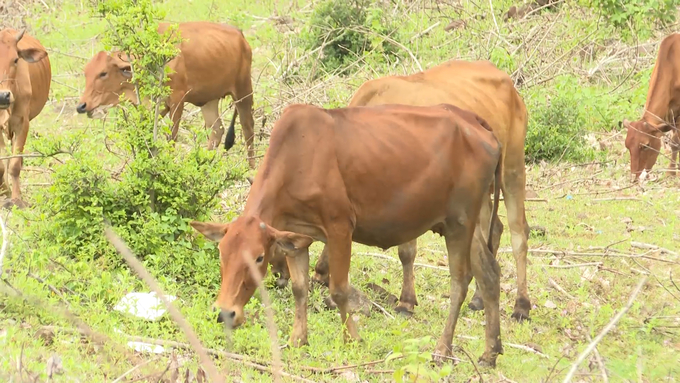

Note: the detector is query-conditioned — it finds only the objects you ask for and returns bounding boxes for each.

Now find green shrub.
[302,0,402,75]
[525,77,601,163]
[583,0,680,40]
[20,0,247,287]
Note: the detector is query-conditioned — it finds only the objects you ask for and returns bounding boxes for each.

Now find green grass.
[1,0,680,382]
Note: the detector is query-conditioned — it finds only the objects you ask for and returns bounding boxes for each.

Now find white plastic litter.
[127,341,165,354]
[114,291,176,321]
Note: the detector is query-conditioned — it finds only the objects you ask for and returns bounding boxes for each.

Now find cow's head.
[77,51,136,118]
[623,118,673,181]
[0,29,47,123]
[190,216,312,328]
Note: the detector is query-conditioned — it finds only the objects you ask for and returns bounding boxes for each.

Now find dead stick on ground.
[0,213,8,279]
[546,262,602,269]
[104,226,224,383]
[548,276,576,301]
[563,276,648,383]
[587,335,608,383]
[631,241,678,257]
[241,248,282,383]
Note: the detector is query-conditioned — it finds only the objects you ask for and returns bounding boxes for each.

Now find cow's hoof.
[3,198,27,210]
[512,297,532,323]
[468,296,485,311]
[432,344,451,366]
[274,277,289,289]
[394,303,415,317]
[312,272,329,287]
[477,352,498,368]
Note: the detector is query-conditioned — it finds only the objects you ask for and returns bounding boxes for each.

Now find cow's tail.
[224,107,238,151]
[487,154,502,254]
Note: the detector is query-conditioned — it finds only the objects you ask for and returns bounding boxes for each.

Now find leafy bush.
[584,0,680,40]
[525,77,601,163]
[302,0,403,75]
[21,0,247,286]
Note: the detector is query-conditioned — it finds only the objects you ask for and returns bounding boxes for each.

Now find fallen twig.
[0,213,8,279]
[111,358,159,383]
[631,241,678,257]
[548,277,576,301]
[104,226,224,383]
[410,22,440,42]
[563,276,648,383]
[592,197,653,206]
[369,299,395,320]
[240,248,282,383]
[546,262,602,269]
[457,335,550,359]
[587,335,608,383]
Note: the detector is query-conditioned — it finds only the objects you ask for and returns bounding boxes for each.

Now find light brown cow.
[77,21,256,168]
[191,102,504,366]
[273,60,532,321]
[623,33,680,181]
[0,29,51,208]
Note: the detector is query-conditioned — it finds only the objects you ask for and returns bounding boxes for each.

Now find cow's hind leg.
[470,226,503,367]
[668,130,680,178]
[0,131,8,199]
[202,99,224,150]
[434,220,473,362]
[234,87,255,169]
[6,118,29,208]
[469,197,503,311]
[327,233,360,343]
[503,163,531,322]
[286,246,311,347]
[312,245,330,286]
[395,239,418,315]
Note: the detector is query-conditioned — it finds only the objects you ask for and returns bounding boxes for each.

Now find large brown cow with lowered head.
[77,21,257,168]
[0,28,51,208]
[623,33,680,181]
[270,60,532,322]
[191,102,504,366]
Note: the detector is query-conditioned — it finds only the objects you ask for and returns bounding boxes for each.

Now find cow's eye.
[13,58,18,65]
[99,72,108,78]
[256,254,264,263]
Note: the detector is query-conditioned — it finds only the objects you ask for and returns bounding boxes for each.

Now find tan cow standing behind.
[0,29,51,208]
[191,102,504,366]
[77,21,257,168]
[272,60,533,322]
[623,33,680,181]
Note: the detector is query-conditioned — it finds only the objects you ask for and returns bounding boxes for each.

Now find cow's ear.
[18,48,47,63]
[190,221,229,241]
[263,223,313,254]
[656,123,674,133]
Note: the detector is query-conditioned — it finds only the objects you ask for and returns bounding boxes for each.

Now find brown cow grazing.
[77,21,256,168]
[623,33,680,181]
[0,29,51,208]
[273,60,531,321]
[191,103,504,366]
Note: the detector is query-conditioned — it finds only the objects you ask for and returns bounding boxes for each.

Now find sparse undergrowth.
[1,0,679,382]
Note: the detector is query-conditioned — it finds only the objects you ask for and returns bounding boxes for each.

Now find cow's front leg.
[327,233,360,343]
[285,246,310,347]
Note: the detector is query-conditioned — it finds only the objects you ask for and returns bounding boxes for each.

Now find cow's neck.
[242,183,278,227]
[642,51,679,126]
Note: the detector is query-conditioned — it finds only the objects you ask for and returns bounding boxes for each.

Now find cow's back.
[159,21,252,105]
[14,30,51,121]
[250,103,500,248]
[348,60,527,162]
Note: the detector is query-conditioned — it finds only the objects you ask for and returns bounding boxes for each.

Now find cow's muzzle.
[0,91,13,109]
[76,102,88,114]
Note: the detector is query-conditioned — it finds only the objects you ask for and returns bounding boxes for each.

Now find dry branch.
[104,226,224,383]
[0,213,8,279]
[563,276,648,383]
[631,241,678,257]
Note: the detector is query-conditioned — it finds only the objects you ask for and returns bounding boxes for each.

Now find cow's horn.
[15,29,25,42]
